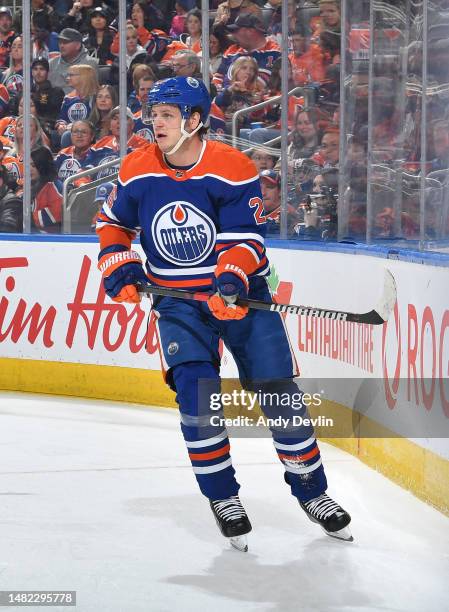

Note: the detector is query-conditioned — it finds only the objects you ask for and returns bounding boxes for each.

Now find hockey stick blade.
[137,270,397,325]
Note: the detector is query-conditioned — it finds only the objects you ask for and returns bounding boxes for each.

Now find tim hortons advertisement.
[0,241,448,454]
[0,242,161,369]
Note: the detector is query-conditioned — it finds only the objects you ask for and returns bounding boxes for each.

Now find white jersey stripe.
[216,232,265,244]
[273,436,316,451]
[238,242,260,264]
[148,263,216,276]
[192,457,232,474]
[284,457,322,475]
[120,171,259,188]
[185,431,228,449]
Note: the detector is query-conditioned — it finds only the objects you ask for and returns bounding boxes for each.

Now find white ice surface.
[0,392,448,612]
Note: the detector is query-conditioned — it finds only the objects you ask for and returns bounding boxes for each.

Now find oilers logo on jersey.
[58,157,82,179]
[151,201,216,266]
[96,155,119,179]
[67,102,89,123]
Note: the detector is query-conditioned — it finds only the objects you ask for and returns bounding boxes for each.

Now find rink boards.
[0,236,448,514]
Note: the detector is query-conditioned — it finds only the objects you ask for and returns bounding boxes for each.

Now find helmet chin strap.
[164,117,203,157]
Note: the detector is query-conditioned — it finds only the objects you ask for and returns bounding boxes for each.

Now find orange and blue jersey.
[209,101,226,137]
[3,154,23,182]
[132,109,155,143]
[0,84,9,118]
[0,115,16,145]
[31,181,63,232]
[212,40,281,90]
[55,146,94,181]
[57,91,92,128]
[2,69,23,97]
[89,133,148,179]
[96,139,269,291]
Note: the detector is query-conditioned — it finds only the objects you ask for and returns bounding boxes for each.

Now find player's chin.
[155,136,170,150]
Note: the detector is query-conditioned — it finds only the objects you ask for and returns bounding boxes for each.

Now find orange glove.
[207,262,249,320]
[207,294,248,320]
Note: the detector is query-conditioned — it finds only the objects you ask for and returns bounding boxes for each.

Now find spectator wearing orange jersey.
[289,29,327,86]
[29,145,63,233]
[3,114,48,187]
[0,7,16,69]
[0,81,8,118]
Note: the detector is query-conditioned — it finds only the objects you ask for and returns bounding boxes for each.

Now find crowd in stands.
[0,0,447,241]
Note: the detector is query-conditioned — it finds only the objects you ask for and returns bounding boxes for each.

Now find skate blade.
[230,535,248,552]
[322,525,353,542]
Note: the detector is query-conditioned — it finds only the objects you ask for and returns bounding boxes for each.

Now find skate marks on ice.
[152,487,445,612]
[0,393,448,612]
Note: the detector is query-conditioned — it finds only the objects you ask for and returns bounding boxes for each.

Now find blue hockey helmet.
[146,76,211,124]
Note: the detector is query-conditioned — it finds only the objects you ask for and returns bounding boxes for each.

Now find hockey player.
[96,76,352,550]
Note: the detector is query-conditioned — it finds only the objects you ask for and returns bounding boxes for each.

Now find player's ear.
[187,111,201,132]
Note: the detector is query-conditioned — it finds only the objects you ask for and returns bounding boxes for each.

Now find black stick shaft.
[137,283,386,325]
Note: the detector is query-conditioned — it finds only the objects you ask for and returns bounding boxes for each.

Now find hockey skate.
[299,493,353,542]
[210,495,252,552]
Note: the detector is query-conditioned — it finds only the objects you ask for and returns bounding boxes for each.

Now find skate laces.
[212,495,247,522]
[304,493,343,520]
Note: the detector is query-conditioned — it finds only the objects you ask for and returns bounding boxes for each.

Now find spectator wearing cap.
[82,7,114,65]
[28,146,63,233]
[214,0,262,28]
[61,0,104,35]
[49,28,99,93]
[0,7,16,69]
[260,168,300,236]
[89,106,147,177]
[31,57,65,134]
[212,13,281,90]
[260,169,281,216]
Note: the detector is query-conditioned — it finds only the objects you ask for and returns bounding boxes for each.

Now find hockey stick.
[138,270,397,325]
